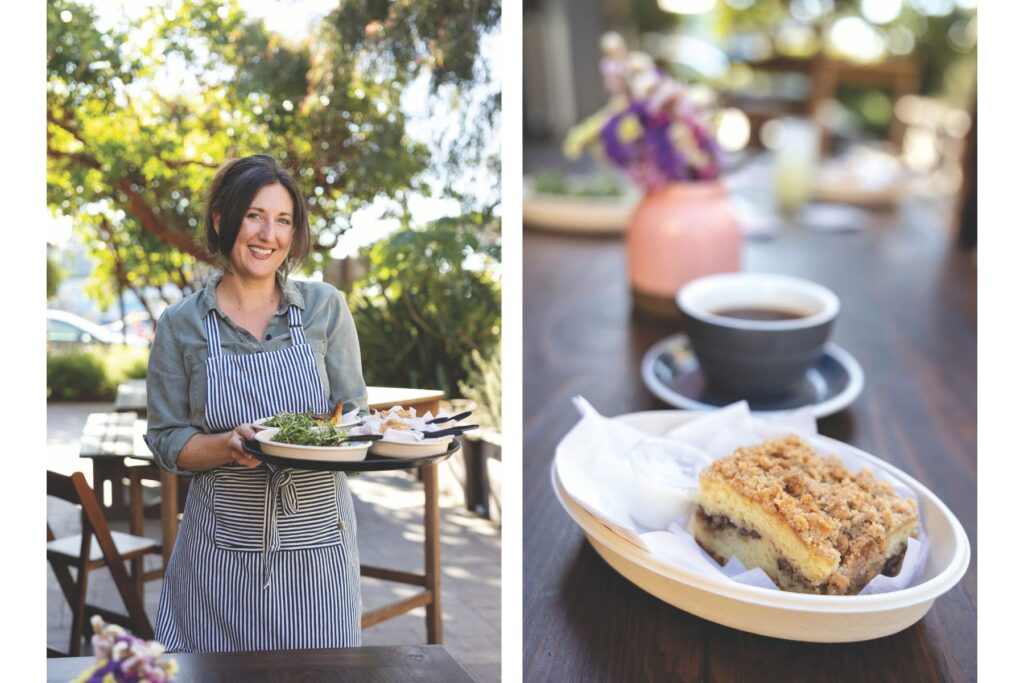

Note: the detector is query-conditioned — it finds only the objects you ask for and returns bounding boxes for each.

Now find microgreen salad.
[263,411,350,446]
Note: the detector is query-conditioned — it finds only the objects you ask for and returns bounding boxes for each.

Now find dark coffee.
[711,307,808,321]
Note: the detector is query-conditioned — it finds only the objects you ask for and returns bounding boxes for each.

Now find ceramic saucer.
[640,333,864,418]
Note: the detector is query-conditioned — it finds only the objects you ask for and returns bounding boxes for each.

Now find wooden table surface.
[523,200,976,681]
[47,645,476,682]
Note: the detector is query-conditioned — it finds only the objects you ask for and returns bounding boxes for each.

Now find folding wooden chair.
[47,470,160,656]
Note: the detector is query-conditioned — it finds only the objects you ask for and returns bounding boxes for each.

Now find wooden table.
[523,200,976,679]
[78,411,183,569]
[364,387,446,643]
[115,378,147,416]
[47,645,476,682]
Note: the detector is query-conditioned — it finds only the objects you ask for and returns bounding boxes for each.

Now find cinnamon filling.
[695,507,761,539]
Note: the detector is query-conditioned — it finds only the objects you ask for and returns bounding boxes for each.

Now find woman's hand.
[227,424,261,468]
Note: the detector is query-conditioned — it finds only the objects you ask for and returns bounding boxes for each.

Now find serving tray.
[242,438,460,472]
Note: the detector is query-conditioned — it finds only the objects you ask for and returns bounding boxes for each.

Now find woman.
[145,154,367,652]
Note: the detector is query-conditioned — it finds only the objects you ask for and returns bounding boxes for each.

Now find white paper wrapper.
[556,397,930,595]
[350,406,448,443]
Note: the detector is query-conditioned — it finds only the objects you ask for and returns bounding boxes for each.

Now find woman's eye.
[247,212,261,220]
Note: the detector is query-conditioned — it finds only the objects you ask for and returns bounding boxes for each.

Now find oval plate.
[369,436,455,458]
[243,438,460,472]
[552,410,970,642]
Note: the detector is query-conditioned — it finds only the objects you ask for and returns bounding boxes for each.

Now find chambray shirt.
[145,271,368,475]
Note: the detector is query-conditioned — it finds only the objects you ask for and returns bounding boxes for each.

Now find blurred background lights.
[888,25,916,55]
[657,0,718,15]
[759,118,784,150]
[724,0,756,8]
[860,0,904,25]
[894,94,923,124]
[942,109,972,138]
[908,0,955,16]
[775,21,820,58]
[828,16,887,62]
[789,0,834,23]
[715,108,751,152]
[947,18,977,52]
[903,126,939,171]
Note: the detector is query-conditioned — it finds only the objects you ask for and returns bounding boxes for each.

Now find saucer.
[640,333,864,418]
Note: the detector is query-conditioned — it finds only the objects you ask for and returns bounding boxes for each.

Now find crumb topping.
[700,435,917,565]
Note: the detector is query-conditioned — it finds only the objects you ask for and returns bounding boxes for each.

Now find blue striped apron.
[154,306,361,652]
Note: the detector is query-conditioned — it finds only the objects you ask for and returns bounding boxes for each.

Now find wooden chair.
[47,470,160,656]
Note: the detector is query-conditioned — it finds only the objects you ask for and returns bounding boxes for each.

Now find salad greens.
[265,411,349,447]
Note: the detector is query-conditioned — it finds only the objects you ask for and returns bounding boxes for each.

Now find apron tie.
[261,466,300,589]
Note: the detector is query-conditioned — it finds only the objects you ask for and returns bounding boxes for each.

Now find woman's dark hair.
[204,154,311,272]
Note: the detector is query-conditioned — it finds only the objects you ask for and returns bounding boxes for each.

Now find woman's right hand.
[227,424,261,468]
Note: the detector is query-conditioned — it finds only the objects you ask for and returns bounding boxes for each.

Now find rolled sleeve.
[145,312,199,476]
[325,289,369,415]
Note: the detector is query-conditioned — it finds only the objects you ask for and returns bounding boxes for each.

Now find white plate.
[252,414,362,432]
[254,428,370,462]
[523,184,638,235]
[551,410,970,642]
[369,436,455,458]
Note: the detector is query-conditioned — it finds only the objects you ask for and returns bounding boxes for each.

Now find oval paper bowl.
[254,428,370,462]
[552,410,970,643]
[370,436,455,458]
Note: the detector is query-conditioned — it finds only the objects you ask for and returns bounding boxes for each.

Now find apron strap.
[204,309,222,357]
[287,306,306,346]
[206,305,306,354]
[261,466,301,590]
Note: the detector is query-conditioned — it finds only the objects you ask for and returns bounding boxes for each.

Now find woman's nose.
[257,218,274,240]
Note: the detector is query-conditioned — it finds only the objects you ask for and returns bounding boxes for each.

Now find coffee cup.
[676,273,840,398]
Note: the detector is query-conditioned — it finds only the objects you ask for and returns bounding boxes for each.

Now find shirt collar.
[197,271,306,317]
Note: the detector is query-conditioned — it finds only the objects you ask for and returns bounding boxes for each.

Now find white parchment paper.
[555,397,929,594]
[350,406,439,443]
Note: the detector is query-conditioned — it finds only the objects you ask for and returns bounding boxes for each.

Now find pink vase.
[627,181,743,318]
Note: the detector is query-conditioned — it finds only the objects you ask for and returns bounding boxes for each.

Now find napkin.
[349,406,438,442]
[556,397,930,595]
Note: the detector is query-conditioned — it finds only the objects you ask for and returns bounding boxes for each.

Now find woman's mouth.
[249,245,275,259]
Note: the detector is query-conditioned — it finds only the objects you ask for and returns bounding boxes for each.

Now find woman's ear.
[212,212,221,235]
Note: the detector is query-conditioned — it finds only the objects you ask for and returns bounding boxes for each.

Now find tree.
[47,0,500,311]
[348,213,500,397]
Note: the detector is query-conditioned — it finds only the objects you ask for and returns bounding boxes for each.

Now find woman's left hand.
[227,424,262,468]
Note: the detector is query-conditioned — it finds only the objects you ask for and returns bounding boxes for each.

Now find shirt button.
[265,334,272,340]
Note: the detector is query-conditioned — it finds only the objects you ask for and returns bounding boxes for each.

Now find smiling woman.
[144,154,369,652]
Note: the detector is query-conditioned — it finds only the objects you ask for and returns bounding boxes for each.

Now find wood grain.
[523,202,977,681]
[47,645,475,682]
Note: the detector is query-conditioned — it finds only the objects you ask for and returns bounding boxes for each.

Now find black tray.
[241,438,460,472]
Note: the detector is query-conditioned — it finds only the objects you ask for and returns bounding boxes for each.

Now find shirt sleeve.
[325,289,369,415]
[145,311,200,476]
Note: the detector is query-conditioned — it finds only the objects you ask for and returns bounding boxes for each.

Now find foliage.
[531,169,625,197]
[47,255,64,300]
[348,215,500,398]
[47,351,114,401]
[458,346,501,435]
[47,0,500,308]
[47,345,149,401]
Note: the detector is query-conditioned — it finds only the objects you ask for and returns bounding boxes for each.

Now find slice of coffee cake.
[694,435,917,595]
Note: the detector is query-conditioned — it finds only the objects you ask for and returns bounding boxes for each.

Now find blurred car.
[47,309,150,348]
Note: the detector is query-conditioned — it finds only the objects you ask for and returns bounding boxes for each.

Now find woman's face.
[224,183,295,282]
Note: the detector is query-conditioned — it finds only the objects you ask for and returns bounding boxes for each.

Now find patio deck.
[46,402,501,683]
